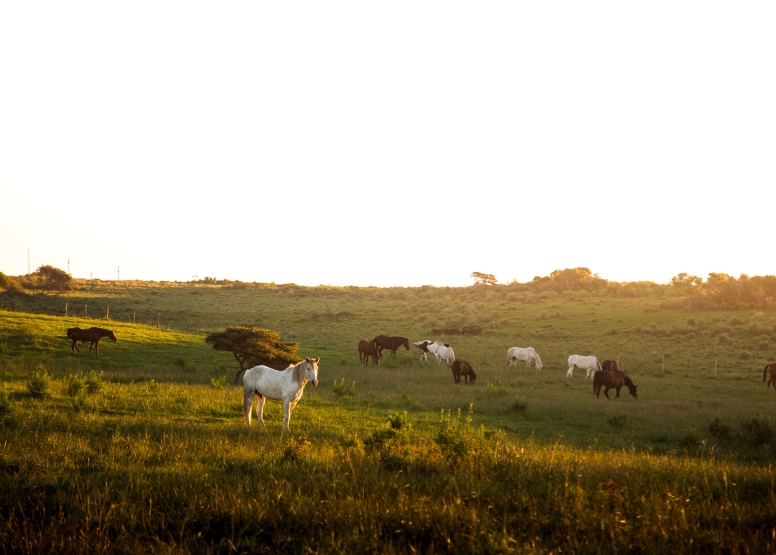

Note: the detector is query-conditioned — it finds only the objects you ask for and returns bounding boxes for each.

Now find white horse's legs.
[256,395,266,428]
[567,365,575,378]
[282,399,297,431]
[243,392,254,426]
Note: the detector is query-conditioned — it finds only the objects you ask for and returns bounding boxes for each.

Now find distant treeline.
[2,267,775,310]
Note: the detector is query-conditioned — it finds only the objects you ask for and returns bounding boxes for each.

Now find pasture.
[0,281,775,553]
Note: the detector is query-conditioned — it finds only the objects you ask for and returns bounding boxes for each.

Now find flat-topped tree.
[471,272,498,286]
[205,326,300,384]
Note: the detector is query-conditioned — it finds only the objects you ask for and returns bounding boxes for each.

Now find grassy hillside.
[1,282,775,553]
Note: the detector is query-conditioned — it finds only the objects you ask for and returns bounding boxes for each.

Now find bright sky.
[1,2,774,287]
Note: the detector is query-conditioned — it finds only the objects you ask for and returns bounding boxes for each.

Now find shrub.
[607,412,627,429]
[210,376,229,390]
[0,390,11,415]
[332,378,355,398]
[27,370,51,398]
[509,399,528,415]
[709,417,734,441]
[729,316,743,325]
[680,427,702,447]
[174,356,194,372]
[363,427,398,450]
[388,411,410,431]
[65,373,86,397]
[740,415,775,447]
[85,371,104,395]
[687,318,697,326]
[282,435,311,463]
[758,341,770,351]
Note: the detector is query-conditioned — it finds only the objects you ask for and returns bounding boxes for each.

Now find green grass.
[1,283,776,552]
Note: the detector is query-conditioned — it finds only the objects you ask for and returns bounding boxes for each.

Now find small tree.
[471,272,498,286]
[33,265,72,294]
[0,272,22,293]
[205,326,300,384]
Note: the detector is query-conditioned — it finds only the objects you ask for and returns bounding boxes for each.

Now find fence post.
[65,302,68,317]
[106,305,110,319]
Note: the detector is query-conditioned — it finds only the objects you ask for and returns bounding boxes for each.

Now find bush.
[709,417,735,441]
[740,415,775,447]
[210,376,229,390]
[608,412,627,429]
[388,411,410,431]
[282,435,311,463]
[174,357,194,372]
[680,427,702,447]
[85,371,104,395]
[65,373,86,397]
[509,399,528,415]
[0,390,11,415]
[332,378,355,398]
[27,370,51,398]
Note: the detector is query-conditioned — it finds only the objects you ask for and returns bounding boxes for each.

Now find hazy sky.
[1,2,774,287]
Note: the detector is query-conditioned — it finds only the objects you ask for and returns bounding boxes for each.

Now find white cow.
[436,345,456,366]
[507,347,543,371]
[414,340,447,363]
[567,355,601,379]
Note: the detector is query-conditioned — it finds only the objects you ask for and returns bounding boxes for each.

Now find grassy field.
[1,282,775,553]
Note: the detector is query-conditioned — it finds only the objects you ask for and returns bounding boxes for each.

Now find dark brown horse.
[67,327,117,354]
[451,360,477,384]
[593,370,638,400]
[372,335,410,357]
[358,339,380,366]
[763,363,776,390]
[601,359,619,372]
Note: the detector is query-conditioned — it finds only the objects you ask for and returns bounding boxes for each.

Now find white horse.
[436,345,455,365]
[414,340,446,362]
[566,355,601,379]
[507,347,543,371]
[243,357,319,431]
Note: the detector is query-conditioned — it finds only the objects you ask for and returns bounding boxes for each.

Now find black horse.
[67,327,117,354]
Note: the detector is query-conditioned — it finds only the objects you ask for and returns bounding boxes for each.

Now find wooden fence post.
[65,302,68,317]
[106,305,110,319]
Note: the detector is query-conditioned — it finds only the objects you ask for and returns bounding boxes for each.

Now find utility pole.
[27,248,30,275]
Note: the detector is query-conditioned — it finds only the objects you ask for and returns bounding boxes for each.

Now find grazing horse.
[436,345,455,366]
[452,360,477,384]
[507,347,543,371]
[243,357,320,431]
[601,360,619,373]
[373,335,410,357]
[358,339,380,366]
[414,340,447,362]
[593,370,638,400]
[763,363,776,390]
[567,354,602,378]
[67,327,117,355]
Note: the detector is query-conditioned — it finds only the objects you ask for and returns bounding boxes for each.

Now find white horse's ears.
[306,357,310,362]
[314,357,320,363]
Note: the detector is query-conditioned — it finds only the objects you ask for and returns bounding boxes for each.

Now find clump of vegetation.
[0,389,11,415]
[709,417,735,441]
[282,435,312,463]
[740,415,775,447]
[681,427,702,447]
[85,371,104,395]
[174,356,194,372]
[65,373,87,397]
[509,399,528,415]
[27,369,51,398]
[434,406,484,464]
[210,376,229,390]
[480,381,510,397]
[332,378,355,397]
[608,411,627,429]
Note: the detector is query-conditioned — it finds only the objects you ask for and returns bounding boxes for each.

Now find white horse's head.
[305,357,319,387]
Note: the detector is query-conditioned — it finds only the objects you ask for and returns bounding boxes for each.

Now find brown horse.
[763,363,776,390]
[451,360,477,384]
[593,370,638,400]
[601,359,619,372]
[372,335,410,357]
[67,327,117,354]
[358,339,380,366]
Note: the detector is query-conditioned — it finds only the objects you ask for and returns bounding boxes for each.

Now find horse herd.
[62,327,776,431]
